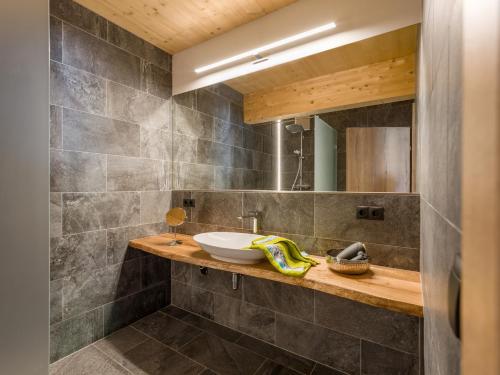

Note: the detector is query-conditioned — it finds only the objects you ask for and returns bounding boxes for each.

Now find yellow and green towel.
[245,235,319,276]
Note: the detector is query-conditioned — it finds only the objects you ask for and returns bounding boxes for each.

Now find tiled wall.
[172,85,274,190]
[49,0,171,362]
[320,100,414,191]
[171,261,422,374]
[418,0,462,374]
[173,190,420,271]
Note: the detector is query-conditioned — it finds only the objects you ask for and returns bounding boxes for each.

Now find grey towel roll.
[336,242,366,261]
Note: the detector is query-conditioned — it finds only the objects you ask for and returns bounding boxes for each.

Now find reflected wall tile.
[173,163,214,190]
[214,120,243,147]
[174,104,213,139]
[196,88,229,121]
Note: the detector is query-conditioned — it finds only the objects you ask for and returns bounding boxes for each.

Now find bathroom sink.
[193,232,265,264]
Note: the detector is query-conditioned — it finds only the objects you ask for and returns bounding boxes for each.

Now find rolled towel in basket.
[336,242,367,261]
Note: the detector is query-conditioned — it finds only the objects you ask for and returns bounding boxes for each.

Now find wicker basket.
[326,248,370,275]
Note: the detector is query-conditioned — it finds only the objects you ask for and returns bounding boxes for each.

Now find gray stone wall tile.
[50,0,107,39]
[197,139,233,167]
[206,83,243,106]
[171,261,193,284]
[50,16,62,62]
[140,128,171,160]
[191,266,242,299]
[191,285,215,319]
[140,191,171,224]
[141,255,170,289]
[142,62,172,100]
[63,108,140,157]
[229,102,243,125]
[171,280,192,310]
[50,150,106,192]
[107,156,165,191]
[107,81,170,131]
[233,147,253,169]
[191,191,243,228]
[174,104,213,139]
[63,23,141,89]
[62,259,141,318]
[173,91,196,109]
[50,279,63,325]
[275,313,360,374]
[50,105,63,149]
[243,127,264,151]
[62,192,140,234]
[243,276,314,322]
[50,193,63,238]
[214,120,243,147]
[106,22,171,71]
[50,61,106,115]
[314,193,420,248]
[361,341,418,375]
[243,192,314,236]
[106,223,164,265]
[50,230,107,281]
[214,167,244,190]
[214,294,276,343]
[173,133,197,163]
[196,89,229,121]
[50,307,104,363]
[314,292,419,354]
[173,163,214,190]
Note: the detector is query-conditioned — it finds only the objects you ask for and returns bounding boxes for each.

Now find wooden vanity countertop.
[129,233,423,317]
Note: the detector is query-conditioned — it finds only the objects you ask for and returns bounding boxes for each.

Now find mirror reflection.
[171,25,417,193]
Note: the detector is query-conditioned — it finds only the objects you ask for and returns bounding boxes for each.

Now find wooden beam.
[244,54,415,124]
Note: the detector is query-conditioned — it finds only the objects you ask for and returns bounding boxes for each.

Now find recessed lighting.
[194,22,336,74]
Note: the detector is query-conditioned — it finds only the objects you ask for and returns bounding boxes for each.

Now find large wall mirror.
[171,25,418,193]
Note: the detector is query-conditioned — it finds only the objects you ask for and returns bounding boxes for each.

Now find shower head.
[285,124,304,134]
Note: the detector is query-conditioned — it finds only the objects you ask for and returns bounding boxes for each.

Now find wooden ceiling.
[226,25,418,94]
[75,0,297,54]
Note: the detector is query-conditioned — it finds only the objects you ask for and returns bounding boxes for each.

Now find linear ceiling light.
[194,22,336,74]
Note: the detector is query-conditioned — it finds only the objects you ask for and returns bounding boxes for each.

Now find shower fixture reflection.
[285,119,311,191]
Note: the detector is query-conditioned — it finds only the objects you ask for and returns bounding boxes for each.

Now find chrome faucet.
[237,210,261,234]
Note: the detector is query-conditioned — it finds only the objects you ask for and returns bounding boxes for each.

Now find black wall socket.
[356,206,370,219]
[368,206,384,220]
[356,206,384,220]
[183,198,196,208]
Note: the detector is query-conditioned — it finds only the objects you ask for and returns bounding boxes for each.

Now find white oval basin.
[193,232,265,264]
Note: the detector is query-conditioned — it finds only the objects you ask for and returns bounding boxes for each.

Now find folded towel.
[245,235,319,276]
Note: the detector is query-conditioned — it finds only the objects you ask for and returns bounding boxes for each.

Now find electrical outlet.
[356,206,370,219]
[183,198,195,208]
[368,206,384,220]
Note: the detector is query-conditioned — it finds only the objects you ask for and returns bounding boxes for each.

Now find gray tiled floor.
[49,305,346,375]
